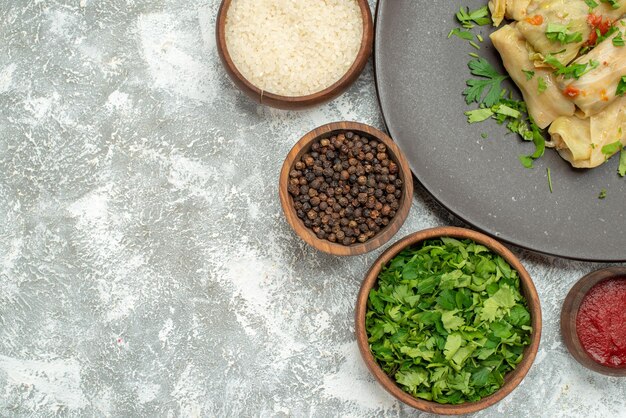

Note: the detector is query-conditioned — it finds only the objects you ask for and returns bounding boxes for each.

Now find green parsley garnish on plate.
[546,22,583,44]
[462,58,545,168]
[456,6,492,29]
[544,55,599,79]
[366,238,532,405]
[463,57,508,107]
[547,168,553,193]
[545,23,583,44]
[601,140,623,157]
[448,28,474,41]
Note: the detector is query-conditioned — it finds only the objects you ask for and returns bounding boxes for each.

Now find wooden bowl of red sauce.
[561,267,626,377]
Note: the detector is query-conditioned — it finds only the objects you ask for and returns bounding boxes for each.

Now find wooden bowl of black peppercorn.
[279,121,413,256]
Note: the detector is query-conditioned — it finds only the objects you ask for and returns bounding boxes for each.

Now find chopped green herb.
[465,108,494,123]
[601,140,623,156]
[477,34,484,42]
[601,0,620,9]
[592,26,619,47]
[519,155,534,168]
[522,70,535,80]
[456,6,492,29]
[366,238,532,405]
[543,54,565,69]
[508,119,533,141]
[599,188,607,199]
[619,148,626,176]
[613,31,625,46]
[547,168,553,193]
[537,77,547,93]
[469,52,480,58]
[470,40,481,50]
[493,103,521,118]
[465,103,522,124]
[481,132,489,139]
[448,28,475,41]
[545,55,599,79]
[517,121,545,168]
[616,75,626,96]
[545,23,583,44]
[463,58,508,107]
[585,0,599,8]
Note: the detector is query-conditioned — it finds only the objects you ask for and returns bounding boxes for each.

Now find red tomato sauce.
[586,14,612,45]
[563,86,580,98]
[576,278,626,368]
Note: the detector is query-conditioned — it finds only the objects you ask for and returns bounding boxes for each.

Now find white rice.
[225,0,364,97]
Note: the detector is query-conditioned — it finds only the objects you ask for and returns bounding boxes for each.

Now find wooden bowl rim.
[560,267,626,377]
[354,226,542,415]
[279,121,413,256]
[215,0,374,109]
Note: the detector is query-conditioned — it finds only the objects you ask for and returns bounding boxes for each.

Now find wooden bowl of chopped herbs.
[355,227,541,414]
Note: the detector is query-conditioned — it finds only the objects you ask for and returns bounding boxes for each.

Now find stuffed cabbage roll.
[489,0,531,26]
[558,24,626,117]
[547,96,626,168]
[547,116,592,167]
[517,0,591,65]
[491,25,575,128]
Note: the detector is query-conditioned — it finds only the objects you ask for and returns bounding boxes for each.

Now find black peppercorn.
[288,131,403,246]
[288,184,299,195]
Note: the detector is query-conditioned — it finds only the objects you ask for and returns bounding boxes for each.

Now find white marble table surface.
[0,0,625,416]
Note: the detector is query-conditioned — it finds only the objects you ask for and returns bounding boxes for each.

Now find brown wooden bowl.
[355,227,542,415]
[279,121,413,256]
[561,267,626,377]
[215,0,374,109]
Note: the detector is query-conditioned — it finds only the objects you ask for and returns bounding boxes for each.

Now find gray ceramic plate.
[375,0,626,262]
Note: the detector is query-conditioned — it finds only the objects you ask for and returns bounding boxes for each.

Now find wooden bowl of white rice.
[216,0,374,109]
